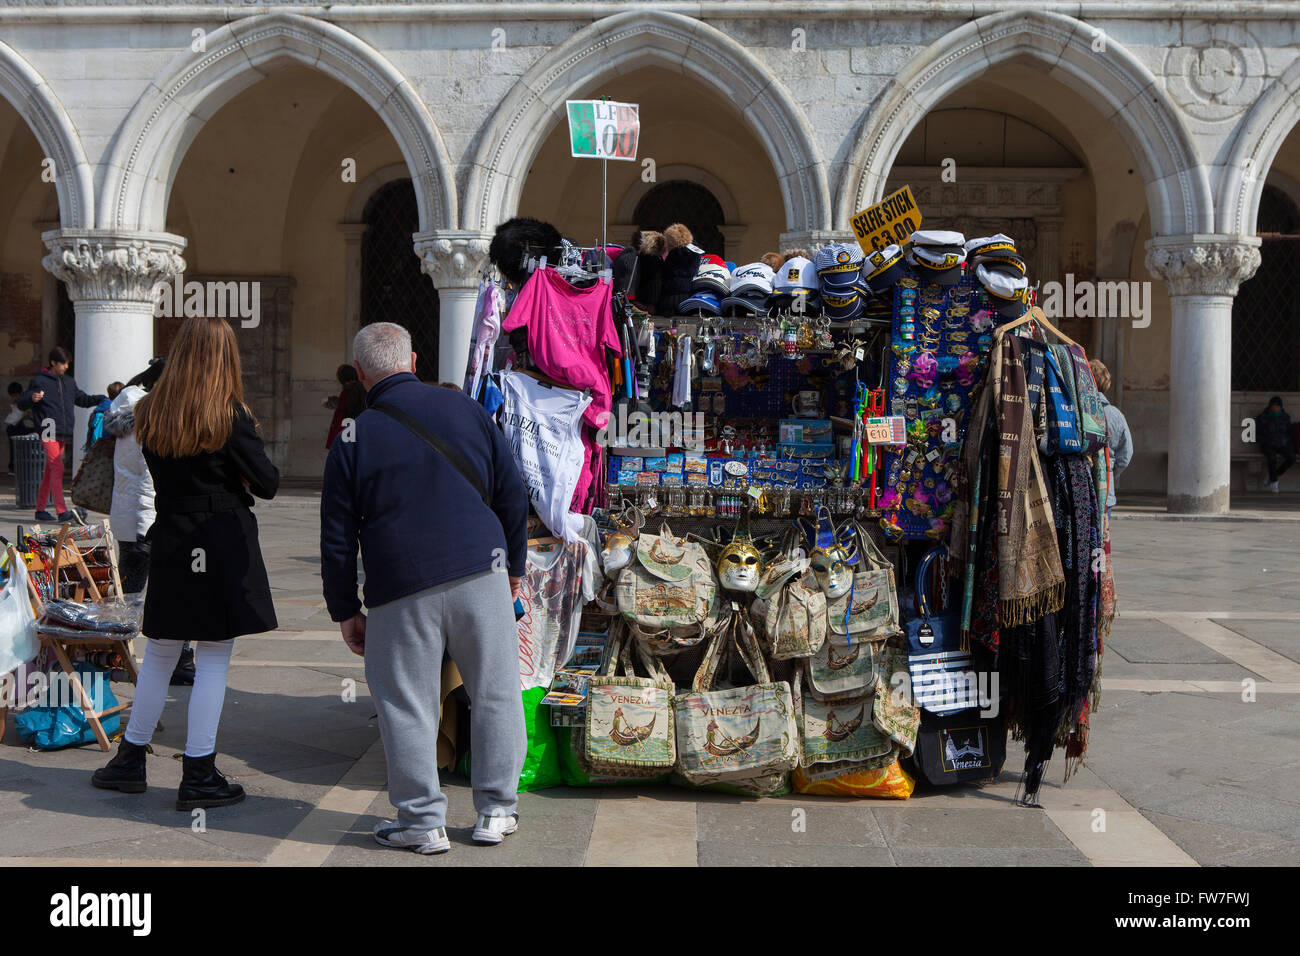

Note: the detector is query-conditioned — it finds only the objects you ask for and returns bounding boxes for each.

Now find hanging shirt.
[499,371,592,543]
[516,516,602,691]
[501,267,621,429]
[465,278,506,401]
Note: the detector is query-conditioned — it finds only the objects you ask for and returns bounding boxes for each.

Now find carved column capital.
[413,230,492,290]
[1144,234,1261,297]
[41,229,187,305]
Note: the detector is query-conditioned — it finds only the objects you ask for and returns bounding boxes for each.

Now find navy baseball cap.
[679,290,723,315]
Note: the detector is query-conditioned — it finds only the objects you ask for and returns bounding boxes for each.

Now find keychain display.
[879,267,997,541]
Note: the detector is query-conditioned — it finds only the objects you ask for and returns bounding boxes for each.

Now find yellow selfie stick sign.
[850,186,922,254]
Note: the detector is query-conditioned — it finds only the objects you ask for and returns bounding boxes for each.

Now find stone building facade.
[1,1,1298,513]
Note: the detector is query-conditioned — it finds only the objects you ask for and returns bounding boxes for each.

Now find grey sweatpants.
[365,569,526,830]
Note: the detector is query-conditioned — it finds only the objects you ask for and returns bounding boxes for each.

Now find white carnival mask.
[810,546,854,599]
[602,530,634,575]
[716,540,763,592]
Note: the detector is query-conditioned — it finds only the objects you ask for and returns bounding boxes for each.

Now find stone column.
[413,231,492,385]
[778,229,856,253]
[1145,235,1261,515]
[42,229,186,468]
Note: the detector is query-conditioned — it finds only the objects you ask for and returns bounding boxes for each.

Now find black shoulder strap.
[369,402,490,506]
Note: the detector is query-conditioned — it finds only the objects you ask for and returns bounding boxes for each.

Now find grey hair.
[354,322,412,379]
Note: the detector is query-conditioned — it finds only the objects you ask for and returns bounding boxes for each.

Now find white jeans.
[123,638,233,757]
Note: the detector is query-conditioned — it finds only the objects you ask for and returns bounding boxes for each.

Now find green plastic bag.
[459,686,563,792]
[556,727,668,788]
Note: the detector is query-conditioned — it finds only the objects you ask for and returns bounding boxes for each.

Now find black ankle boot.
[169,646,195,686]
[91,740,149,793]
[176,752,245,810]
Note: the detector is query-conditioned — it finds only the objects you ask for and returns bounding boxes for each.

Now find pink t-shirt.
[502,268,621,429]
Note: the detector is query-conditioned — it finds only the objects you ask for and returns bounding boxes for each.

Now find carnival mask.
[717,540,763,592]
[602,530,634,575]
[796,505,859,598]
[601,510,643,575]
[809,546,854,599]
[909,351,938,389]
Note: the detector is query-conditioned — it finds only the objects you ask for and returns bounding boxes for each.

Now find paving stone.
[697,801,885,846]
[1211,620,1300,665]
[1106,619,1233,664]
[1138,786,1300,841]
[870,807,1075,848]
[697,842,895,866]
[1139,809,1295,866]
[890,846,1089,866]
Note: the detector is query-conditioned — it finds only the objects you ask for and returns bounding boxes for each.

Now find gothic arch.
[840,10,1211,237]
[0,38,94,228]
[1218,56,1300,236]
[616,163,741,225]
[100,13,457,233]
[464,9,830,235]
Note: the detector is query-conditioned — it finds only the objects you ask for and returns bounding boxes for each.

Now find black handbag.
[910,709,1006,786]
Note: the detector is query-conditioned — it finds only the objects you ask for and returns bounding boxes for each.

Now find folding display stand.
[11,522,142,751]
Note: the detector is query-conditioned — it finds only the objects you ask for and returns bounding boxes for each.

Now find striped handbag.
[904,547,981,715]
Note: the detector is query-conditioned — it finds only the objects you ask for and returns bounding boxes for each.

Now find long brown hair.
[135,316,252,457]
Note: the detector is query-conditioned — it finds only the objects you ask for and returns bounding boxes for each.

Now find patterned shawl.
[995,335,1065,625]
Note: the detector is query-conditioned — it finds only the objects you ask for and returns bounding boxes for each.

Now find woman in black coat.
[92,316,279,811]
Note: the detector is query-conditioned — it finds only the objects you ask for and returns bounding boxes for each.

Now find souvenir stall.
[464,210,1114,804]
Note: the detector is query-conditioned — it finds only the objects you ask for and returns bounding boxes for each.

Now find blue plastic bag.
[13,665,119,750]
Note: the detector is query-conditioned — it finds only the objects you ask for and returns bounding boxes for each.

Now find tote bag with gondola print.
[584,622,676,776]
[794,665,893,767]
[674,613,798,786]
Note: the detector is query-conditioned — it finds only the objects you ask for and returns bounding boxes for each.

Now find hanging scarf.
[1063,452,1107,779]
[995,335,1065,625]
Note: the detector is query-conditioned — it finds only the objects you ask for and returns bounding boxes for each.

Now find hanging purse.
[70,435,116,515]
[673,611,799,786]
[807,629,878,700]
[584,621,676,777]
[616,524,722,651]
[794,665,893,768]
[827,525,901,642]
[905,547,981,715]
[761,568,827,660]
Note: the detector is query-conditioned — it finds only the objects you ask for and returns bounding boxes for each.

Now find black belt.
[156,493,247,515]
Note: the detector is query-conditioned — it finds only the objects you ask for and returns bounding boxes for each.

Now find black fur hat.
[489,217,562,286]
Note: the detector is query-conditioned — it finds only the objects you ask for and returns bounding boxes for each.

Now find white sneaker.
[373,821,451,855]
[472,813,519,845]
[1269,481,1280,493]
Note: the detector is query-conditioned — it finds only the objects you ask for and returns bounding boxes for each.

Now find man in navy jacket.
[321,321,529,855]
[19,346,106,521]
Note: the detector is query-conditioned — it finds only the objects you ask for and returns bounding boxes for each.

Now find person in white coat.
[105,379,156,592]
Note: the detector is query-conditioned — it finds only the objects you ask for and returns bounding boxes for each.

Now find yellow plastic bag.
[792,760,915,799]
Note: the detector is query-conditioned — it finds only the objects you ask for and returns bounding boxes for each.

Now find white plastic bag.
[0,558,39,678]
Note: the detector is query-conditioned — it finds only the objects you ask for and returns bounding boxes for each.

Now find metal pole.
[602,156,608,263]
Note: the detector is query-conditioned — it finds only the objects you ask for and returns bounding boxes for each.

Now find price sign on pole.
[566,100,640,161]
[865,417,907,445]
